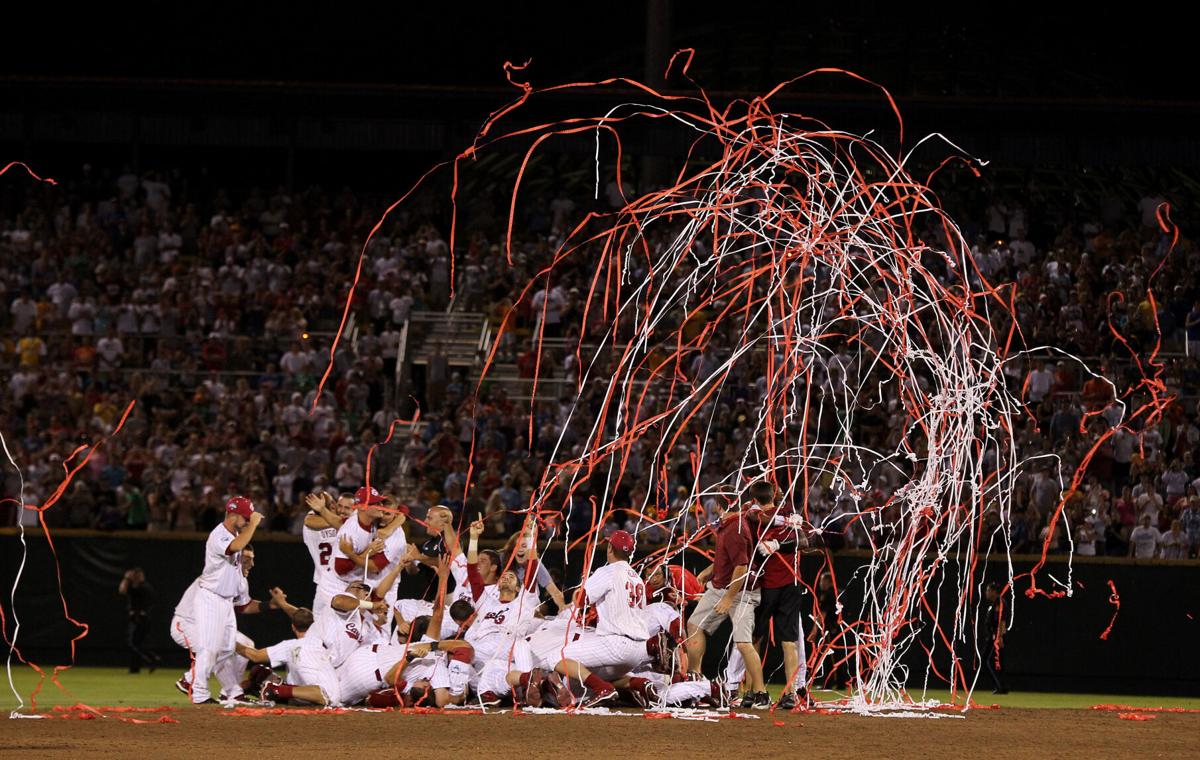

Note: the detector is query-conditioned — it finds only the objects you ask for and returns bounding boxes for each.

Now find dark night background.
[3,4,1196,100]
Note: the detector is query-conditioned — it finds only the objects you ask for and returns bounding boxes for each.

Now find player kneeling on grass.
[237,607,341,706]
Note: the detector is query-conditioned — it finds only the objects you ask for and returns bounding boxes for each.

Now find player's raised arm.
[442,519,463,559]
[428,555,452,635]
[267,586,300,620]
[546,578,567,611]
[370,551,406,600]
[228,511,263,554]
[331,585,387,615]
[465,517,487,600]
[304,492,344,530]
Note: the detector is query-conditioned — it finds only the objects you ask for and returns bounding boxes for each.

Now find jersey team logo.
[484,610,507,625]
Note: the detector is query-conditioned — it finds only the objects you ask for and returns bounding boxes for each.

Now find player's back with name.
[585,561,649,640]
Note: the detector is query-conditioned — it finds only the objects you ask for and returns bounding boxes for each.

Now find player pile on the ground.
[170,480,813,711]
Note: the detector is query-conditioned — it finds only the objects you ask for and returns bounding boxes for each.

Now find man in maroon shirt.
[683,480,772,710]
[752,495,811,709]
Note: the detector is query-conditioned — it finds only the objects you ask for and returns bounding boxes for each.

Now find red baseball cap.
[606,529,635,554]
[354,486,386,506]
[225,496,254,518]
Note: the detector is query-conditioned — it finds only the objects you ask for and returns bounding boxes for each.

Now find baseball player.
[554,530,653,707]
[393,597,474,641]
[365,557,475,708]
[236,607,341,706]
[183,495,261,704]
[620,601,721,708]
[301,491,351,618]
[460,518,546,706]
[338,497,411,612]
[505,522,568,610]
[171,545,271,704]
[645,562,704,607]
[313,486,388,617]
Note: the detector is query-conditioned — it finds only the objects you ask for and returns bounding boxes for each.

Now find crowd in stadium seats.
[1,164,1199,560]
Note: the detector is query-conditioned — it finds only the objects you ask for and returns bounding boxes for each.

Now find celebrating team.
[171,478,814,712]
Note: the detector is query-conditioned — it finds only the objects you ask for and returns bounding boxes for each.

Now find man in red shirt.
[683,480,772,710]
[751,496,811,710]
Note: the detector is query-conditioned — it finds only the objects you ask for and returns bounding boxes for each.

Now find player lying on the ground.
[236,607,342,706]
[364,556,475,708]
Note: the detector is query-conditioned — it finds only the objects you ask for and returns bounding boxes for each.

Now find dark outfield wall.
[1,530,1196,696]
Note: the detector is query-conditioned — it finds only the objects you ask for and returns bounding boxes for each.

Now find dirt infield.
[1,707,1196,759]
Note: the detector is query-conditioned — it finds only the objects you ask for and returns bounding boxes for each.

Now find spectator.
[1159,520,1188,560]
[1128,514,1161,559]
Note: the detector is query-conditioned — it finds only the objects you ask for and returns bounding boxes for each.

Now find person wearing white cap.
[183,495,261,704]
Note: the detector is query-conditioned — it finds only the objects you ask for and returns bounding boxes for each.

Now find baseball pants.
[526,624,577,670]
[188,587,237,703]
[288,647,343,706]
[629,669,714,705]
[561,633,647,681]
[213,632,254,699]
[472,639,533,696]
[337,646,394,706]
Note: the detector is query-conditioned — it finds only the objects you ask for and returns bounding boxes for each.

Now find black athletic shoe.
[739,691,770,710]
[777,691,797,710]
[796,687,812,709]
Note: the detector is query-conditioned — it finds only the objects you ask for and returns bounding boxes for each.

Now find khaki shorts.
[690,585,760,643]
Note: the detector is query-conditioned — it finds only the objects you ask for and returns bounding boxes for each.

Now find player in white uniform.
[182,496,261,704]
[619,602,718,708]
[171,546,270,704]
[555,530,652,706]
[237,607,341,706]
[459,518,548,706]
[314,486,388,617]
[301,491,351,620]
[365,557,475,708]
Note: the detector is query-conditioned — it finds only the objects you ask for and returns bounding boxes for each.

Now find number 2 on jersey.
[319,542,332,566]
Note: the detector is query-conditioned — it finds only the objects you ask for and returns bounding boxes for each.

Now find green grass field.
[3,667,1198,712]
